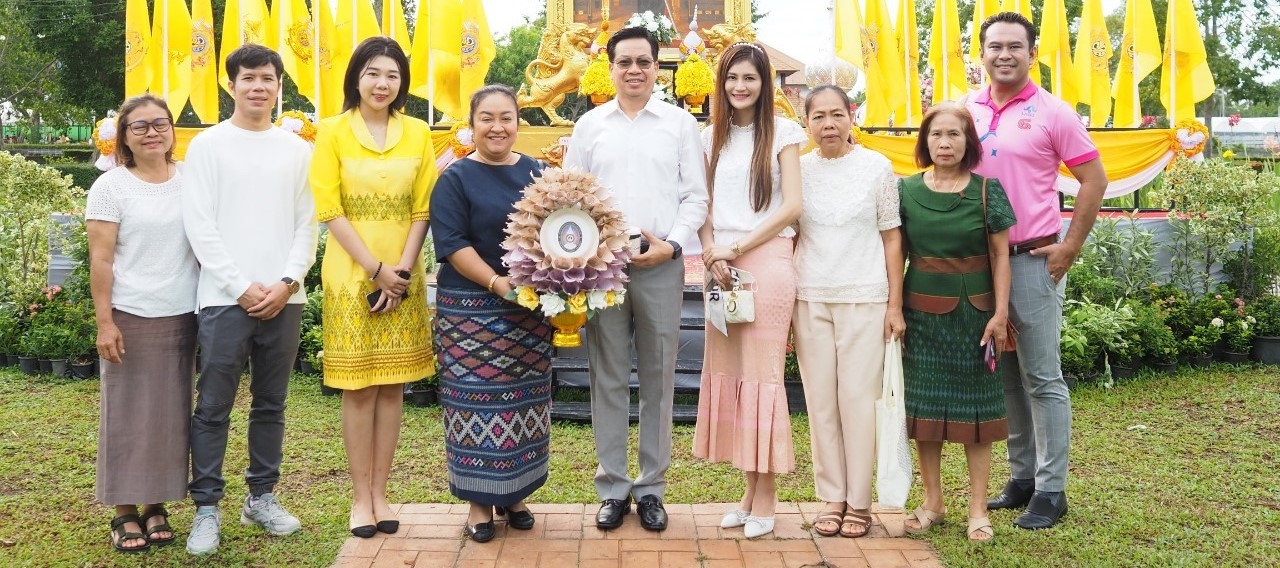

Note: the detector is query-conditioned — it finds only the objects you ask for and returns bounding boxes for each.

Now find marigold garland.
[448,121,474,158]
[579,52,616,97]
[92,116,116,157]
[674,53,714,99]
[1171,118,1209,159]
[275,110,317,143]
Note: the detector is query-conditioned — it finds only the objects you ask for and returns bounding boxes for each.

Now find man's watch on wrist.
[282,277,301,295]
[666,240,682,260]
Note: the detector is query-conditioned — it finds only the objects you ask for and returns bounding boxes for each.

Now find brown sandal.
[110,514,149,553]
[903,507,946,534]
[967,517,995,543]
[811,508,845,537]
[839,510,873,538]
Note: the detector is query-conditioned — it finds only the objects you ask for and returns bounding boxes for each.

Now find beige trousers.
[793,301,887,508]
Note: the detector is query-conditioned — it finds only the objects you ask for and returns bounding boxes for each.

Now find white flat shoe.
[743,515,775,538]
[720,509,749,528]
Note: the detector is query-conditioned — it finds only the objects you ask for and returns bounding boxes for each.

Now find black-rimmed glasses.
[127,118,173,136]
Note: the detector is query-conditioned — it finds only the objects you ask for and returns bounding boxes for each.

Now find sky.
[483,0,1129,68]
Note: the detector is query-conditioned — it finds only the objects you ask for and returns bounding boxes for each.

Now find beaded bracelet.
[370,262,383,281]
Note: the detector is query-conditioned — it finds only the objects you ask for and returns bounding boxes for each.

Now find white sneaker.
[186,506,221,555]
[720,509,750,528]
[744,516,775,538]
[241,493,302,536]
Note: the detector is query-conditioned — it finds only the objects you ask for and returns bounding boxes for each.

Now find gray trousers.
[1000,253,1071,492]
[586,259,683,501]
[189,304,303,506]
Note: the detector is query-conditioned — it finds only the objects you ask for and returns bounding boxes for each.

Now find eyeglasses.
[613,58,655,70]
[127,118,173,136]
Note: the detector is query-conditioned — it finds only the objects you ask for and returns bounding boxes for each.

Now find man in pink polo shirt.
[966,12,1108,531]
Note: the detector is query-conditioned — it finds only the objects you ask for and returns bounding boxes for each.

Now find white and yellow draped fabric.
[850,126,1207,199]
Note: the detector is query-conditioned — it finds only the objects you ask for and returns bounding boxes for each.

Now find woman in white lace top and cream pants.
[793,86,906,539]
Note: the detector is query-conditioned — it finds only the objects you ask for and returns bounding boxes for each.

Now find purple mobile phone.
[983,341,997,373]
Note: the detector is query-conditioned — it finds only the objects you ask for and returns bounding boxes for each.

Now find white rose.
[280,117,303,134]
[540,293,566,317]
[587,290,609,310]
[1210,317,1224,327]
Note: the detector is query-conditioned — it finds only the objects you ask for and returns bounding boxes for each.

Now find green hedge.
[3,144,95,164]
[48,163,102,192]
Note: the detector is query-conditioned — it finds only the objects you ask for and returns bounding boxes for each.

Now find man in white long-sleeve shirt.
[180,44,317,555]
[563,26,709,532]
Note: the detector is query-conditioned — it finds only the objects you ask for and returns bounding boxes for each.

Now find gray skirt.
[95,309,196,505]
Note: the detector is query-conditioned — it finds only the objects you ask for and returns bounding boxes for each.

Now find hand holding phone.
[367,270,412,309]
[983,341,997,373]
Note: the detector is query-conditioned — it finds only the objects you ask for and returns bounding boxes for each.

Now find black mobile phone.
[366,270,412,308]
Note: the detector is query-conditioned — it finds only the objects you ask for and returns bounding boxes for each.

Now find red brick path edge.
[331,502,943,568]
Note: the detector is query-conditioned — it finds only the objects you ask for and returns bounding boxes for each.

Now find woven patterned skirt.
[435,287,554,507]
[903,301,1008,444]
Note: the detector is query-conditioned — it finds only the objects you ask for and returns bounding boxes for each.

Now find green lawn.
[0,365,1277,567]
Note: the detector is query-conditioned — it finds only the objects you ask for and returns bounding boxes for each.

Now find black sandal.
[140,506,176,546]
[110,514,150,553]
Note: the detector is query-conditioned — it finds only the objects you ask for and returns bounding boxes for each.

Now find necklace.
[929,170,964,193]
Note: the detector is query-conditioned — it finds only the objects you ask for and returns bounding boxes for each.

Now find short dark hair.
[342,37,411,114]
[114,94,175,168]
[468,84,519,126]
[980,12,1037,49]
[607,26,659,62]
[225,43,283,82]
[804,85,853,117]
[914,102,983,171]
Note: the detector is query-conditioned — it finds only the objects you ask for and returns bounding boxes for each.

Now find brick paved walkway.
[332,502,942,568]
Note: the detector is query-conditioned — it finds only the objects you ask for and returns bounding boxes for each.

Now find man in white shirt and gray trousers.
[564,26,709,532]
[180,44,318,555]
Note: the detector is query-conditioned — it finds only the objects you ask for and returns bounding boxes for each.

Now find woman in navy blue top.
[429,85,551,543]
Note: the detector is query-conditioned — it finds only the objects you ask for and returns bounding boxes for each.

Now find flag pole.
[940,2,948,101]
[315,1,322,117]
[1168,12,1177,123]
[162,0,170,98]
[278,0,285,117]
[427,0,435,127]
[1131,15,1140,127]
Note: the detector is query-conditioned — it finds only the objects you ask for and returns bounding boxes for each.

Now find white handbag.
[704,267,757,335]
[875,338,913,510]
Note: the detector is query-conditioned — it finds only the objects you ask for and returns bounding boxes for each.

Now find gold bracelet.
[487,274,500,292]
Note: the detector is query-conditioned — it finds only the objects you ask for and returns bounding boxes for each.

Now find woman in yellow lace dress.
[309,38,435,538]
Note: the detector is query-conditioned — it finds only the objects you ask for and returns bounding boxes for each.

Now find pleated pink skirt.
[692,237,796,474]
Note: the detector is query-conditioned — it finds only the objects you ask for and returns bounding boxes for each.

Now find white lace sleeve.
[700,124,714,157]
[774,118,808,153]
[876,166,902,231]
[85,173,122,223]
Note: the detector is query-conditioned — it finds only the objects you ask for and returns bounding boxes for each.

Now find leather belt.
[1009,235,1058,256]
[909,255,989,274]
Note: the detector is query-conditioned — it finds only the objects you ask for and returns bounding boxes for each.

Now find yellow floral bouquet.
[500,168,631,346]
[275,110,317,143]
[92,115,118,171]
[675,53,714,111]
[579,52,616,104]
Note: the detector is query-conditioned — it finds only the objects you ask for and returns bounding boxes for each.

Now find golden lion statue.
[701,23,797,121]
[517,23,597,126]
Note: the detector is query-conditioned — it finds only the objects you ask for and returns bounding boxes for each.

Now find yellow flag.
[896,0,922,126]
[999,0,1040,85]
[408,0,431,100]
[220,0,275,93]
[1038,0,1077,107]
[335,0,382,67]
[149,0,193,113]
[928,0,967,103]
[124,0,153,97]
[427,0,496,119]
[190,0,219,122]
[861,0,905,126]
[1073,0,1112,126]
[1111,0,1160,127]
[317,0,349,118]
[274,0,317,107]
[970,0,1000,62]
[833,0,865,74]
[383,0,412,54]
[1160,0,1215,123]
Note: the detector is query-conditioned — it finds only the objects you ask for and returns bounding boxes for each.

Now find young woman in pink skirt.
[692,42,806,539]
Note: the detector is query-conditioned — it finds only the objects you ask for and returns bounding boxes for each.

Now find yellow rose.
[567,292,588,314]
[605,290,617,306]
[516,286,540,310]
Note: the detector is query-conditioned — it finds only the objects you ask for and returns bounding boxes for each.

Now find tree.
[0,0,93,142]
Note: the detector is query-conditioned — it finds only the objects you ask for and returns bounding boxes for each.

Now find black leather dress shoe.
[987,478,1036,510]
[375,520,399,534]
[1014,491,1068,530]
[636,495,668,531]
[465,520,496,542]
[350,524,376,538]
[507,508,535,530]
[596,498,630,529]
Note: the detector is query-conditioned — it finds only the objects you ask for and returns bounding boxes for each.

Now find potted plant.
[1062,300,1132,387]
[299,326,323,375]
[1180,325,1222,366]
[16,330,41,375]
[0,303,18,366]
[405,377,438,407]
[579,52,616,106]
[782,336,806,414]
[1146,325,1180,374]
[1247,295,1280,364]
[1219,317,1255,364]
